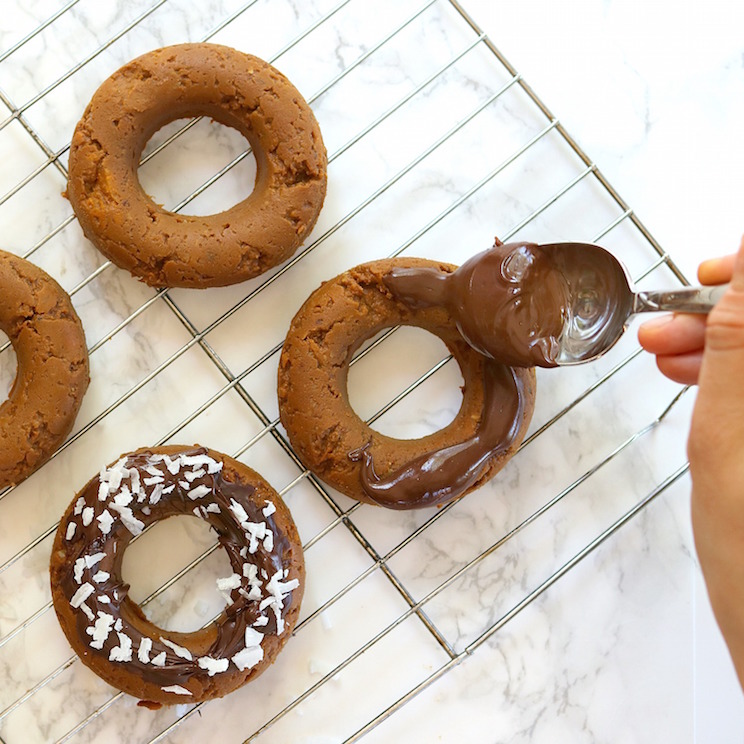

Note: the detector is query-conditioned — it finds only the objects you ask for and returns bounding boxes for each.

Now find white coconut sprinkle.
[229,499,249,524]
[244,522,268,554]
[162,684,192,696]
[244,627,264,647]
[162,484,175,496]
[262,501,276,517]
[73,496,85,515]
[92,571,110,583]
[232,645,263,671]
[114,618,123,632]
[179,480,190,490]
[253,615,269,627]
[263,530,274,552]
[87,611,115,650]
[113,489,133,507]
[73,558,86,584]
[80,602,95,621]
[70,582,95,608]
[65,522,76,541]
[81,507,94,527]
[97,509,114,535]
[151,651,166,667]
[138,637,153,664]
[110,504,145,536]
[97,481,110,501]
[187,484,210,500]
[149,483,164,505]
[205,503,220,514]
[197,656,229,676]
[84,552,106,569]
[160,637,193,661]
[184,468,205,482]
[144,475,164,486]
[259,571,300,635]
[98,595,111,603]
[109,632,133,662]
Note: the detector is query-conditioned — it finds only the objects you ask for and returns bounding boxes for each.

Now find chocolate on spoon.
[384,240,727,367]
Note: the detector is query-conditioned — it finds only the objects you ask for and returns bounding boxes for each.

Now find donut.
[50,445,305,706]
[66,43,327,289]
[277,259,536,510]
[0,250,89,489]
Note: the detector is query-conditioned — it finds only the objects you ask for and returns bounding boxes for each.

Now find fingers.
[697,235,744,286]
[638,313,707,356]
[655,351,703,385]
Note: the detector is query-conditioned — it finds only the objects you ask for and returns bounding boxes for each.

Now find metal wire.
[0,1,692,742]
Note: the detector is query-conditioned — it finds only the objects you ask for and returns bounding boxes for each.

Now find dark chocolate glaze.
[384,239,631,368]
[349,362,527,509]
[58,447,296,691]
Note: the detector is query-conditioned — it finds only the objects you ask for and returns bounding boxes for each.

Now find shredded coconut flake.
[92,571,110,583]
[98,595,111,603]
[262,501,276,517]
[244,627,264,647]
[81,507,94,527]
[197,656,229,676]
[229,499,249,525]
[110,504,145,536]
[73,558,86,584]
[149,483,164,505]
[84,552,106,569]
[184,468,205,482]
[253,615,269,627]
[87,611,115,650]
[97,481,110,501]
[160,637,193,661]
[113,489,133,507]
[97,509,114,535]
[162,684,192,696]
[151,651,166,667]
[205,503,220,514]
[109,631,133,662]
[232,645,264,671]
[138,637,153,664]
[187,484,210,500]
[70,582,95,608]
[73,497,85,515]
[66,522,77,541]
[80,602,95,621]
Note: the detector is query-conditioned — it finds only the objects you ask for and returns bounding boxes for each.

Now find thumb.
[689,235,744,465]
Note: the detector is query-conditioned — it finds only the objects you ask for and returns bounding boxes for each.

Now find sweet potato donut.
[277,259,536,510]
[50,445,305,706]
[66,43,327,288]
[0,250,89,489]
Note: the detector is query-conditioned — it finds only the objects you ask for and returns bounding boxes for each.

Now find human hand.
[640,235,744,688]
[637,247,738,385]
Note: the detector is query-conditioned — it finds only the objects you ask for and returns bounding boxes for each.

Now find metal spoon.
[541,242,728,365]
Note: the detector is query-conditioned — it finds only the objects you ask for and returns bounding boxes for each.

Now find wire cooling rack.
[0,1,697,742]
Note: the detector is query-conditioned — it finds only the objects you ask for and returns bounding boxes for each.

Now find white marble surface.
[0,0,742,742]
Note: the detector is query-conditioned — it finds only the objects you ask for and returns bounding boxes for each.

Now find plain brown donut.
[0,250,89,489]
[277,258,536,508]
[50,444,305,706]
[66,43,327,288]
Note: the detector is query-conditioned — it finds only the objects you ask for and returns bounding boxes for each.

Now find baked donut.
[66,43,327,288]
[50,445,304,706]
[0,250,89,489]
[277,259,536,510]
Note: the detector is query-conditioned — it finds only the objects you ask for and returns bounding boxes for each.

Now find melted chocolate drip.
[349,363,527,509]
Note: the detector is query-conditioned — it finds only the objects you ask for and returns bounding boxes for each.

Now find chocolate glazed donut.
[67,43,327,288]
[50,445,304,706]
[0,250,89,488]
[277,259,536,509]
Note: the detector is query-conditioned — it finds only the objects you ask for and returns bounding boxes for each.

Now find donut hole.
[347,326,464,439]
[121,514,234,633]
[138,117,257,216]
[0,331,17,400]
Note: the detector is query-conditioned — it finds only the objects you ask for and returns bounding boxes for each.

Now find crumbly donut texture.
[277,259,536,506]
[67,43,327,288]
[0,250,89,488]
[50,445,305,706]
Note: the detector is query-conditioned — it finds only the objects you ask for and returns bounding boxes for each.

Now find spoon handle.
[633,283,730,314]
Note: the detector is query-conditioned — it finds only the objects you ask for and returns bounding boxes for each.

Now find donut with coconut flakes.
[50,445,304,706]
